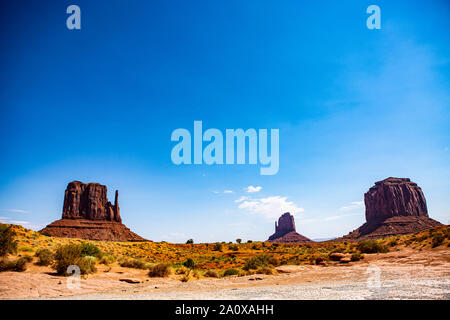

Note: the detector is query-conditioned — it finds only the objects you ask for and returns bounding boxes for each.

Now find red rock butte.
[39,181,147,242]
[267,212,312,243]
[342,177,442,240]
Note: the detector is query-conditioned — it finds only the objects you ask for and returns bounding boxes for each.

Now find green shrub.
[229,244,239,251]
[236,239,242,244]
[432,233,445,248]
[213,243,223,251]
[53,244,96,275]
[80,242,102,258]
[0,224,18,257]
[244,255,271,270]
[183,258,195,269]
[223,268,239,276]
[35,248,53,266]
[148,263,171,277]
[186,239,194,244]
[357,240,389,254]
[41,231,52,237]
[120,258,148,269]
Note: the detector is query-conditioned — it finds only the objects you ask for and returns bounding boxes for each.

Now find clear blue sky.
[0,0,449,242]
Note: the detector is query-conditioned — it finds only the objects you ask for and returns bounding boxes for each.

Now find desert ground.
[0,246,448,300]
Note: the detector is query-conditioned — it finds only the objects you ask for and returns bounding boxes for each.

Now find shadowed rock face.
[268,212,312,243]
[365,177,428,222]
[39,181,147,242]
[341,177,441,240]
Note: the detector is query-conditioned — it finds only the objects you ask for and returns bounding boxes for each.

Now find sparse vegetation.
[243,255,270,270]
[2,223,448,282]
[204,270,219,278]
[432,233,444,248]
[35,248,53,266]
[357,240,389,254]
[0,256,29,272]
[183,258,195,269]
[120,258,148,269]
[53,244,96,275]
[80,242,102,258]
[223,268,240,276]
[0,224,18,257]
[148,263,171,277]
[186,239,194,244]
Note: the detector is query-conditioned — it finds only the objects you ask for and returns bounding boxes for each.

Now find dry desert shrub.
[0,256,29,272]
[53,244,97,275]
[204,270,219,278]
[223,268,240,277]
[357,240,389,254]
[0,224,18,257]
[148,263,171,277]
[35,248,53,266]
[120,258,148,269]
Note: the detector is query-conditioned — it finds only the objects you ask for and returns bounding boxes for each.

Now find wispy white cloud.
[213,190,234,194]
[234,196,249,203]
[237,196,304,220]
[246,186,262,193]
[339,201,364,211]
[1,209,30,214]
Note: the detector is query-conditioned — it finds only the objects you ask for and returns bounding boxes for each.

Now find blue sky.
[0,0,449,242]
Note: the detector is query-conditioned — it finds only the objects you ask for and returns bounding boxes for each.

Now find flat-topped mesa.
[62,181,121,222]
[365,177,428,222]
[268,212,312,243]
[340,177,441,240]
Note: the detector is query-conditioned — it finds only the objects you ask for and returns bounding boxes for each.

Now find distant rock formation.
[341,177,441,240]
[39,181,147,242]
[268,212,312,243]
[62,181,121,222]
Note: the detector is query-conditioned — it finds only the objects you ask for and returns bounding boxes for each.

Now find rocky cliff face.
[40,181,146,242]
[365,177,428,222]
[268,212,312,243]
[62,181,121,222]
[341,177,441,240]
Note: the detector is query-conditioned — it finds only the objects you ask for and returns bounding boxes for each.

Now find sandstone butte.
[267,212,313,243]
[39,181,147,242]
[341,177,442,240]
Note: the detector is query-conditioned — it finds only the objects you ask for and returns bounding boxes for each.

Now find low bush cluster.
[53,244,96,275]
[35,248,53,266]
[244,255,271,270]
[357,240,389,254]
[148,263,171,277]
[120,258,148,270]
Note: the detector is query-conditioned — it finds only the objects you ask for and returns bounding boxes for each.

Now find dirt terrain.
[1,247,448,300]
